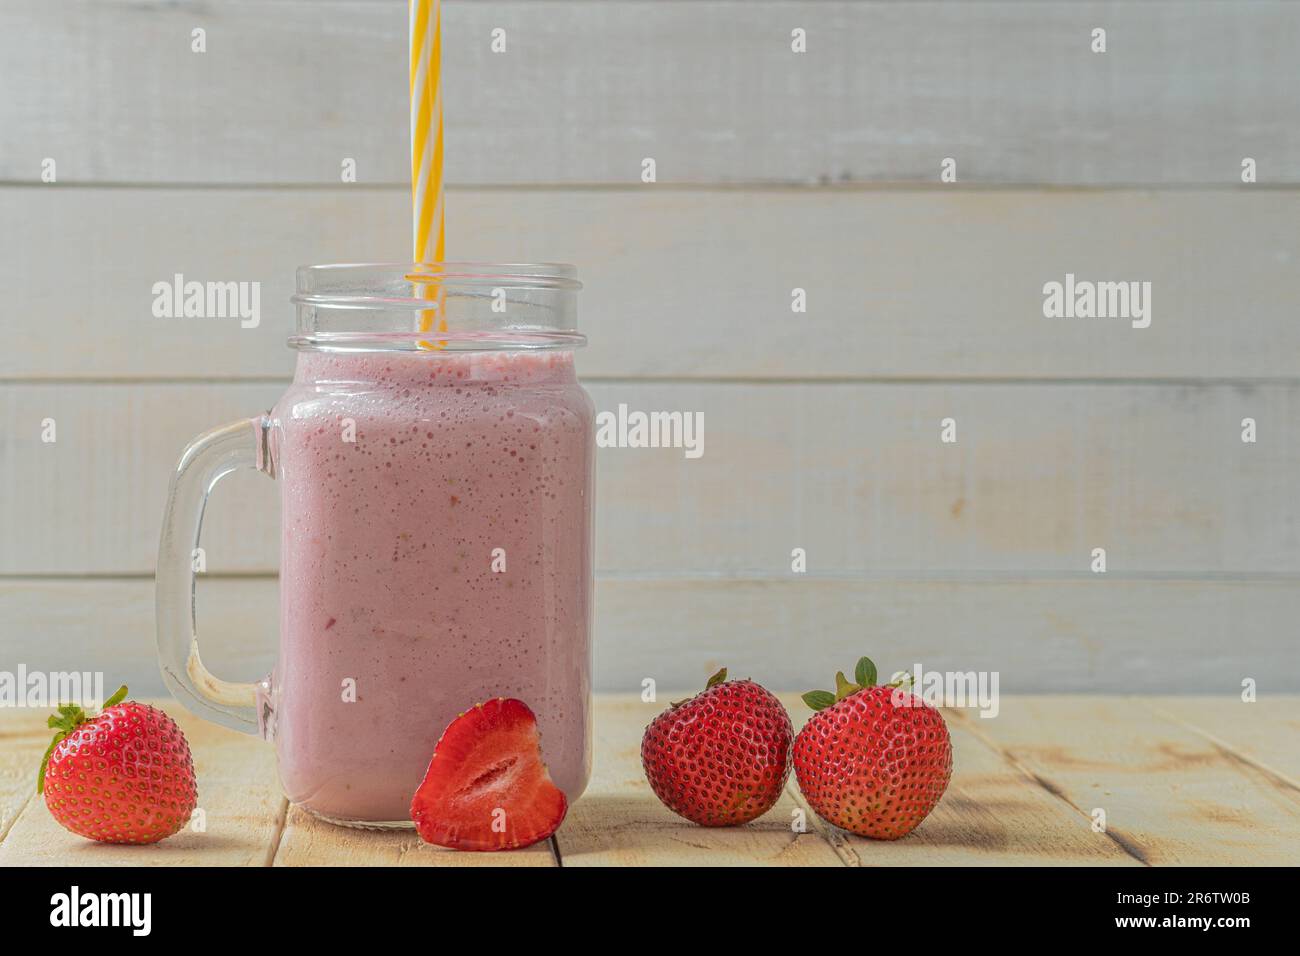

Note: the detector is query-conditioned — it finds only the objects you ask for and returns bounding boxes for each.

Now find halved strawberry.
[410,697,567,851]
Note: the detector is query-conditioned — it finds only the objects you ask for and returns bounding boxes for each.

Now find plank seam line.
[263,797,290,867]
[946,708,1151,867]
[0,793,34,848]
[1140,700,1300,797]
[549,833,564,868]
[9,571,1300,584]
[784,780,859,867]
[2,182,1287,194]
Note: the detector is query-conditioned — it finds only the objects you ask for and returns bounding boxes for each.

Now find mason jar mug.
[156,263,594,826]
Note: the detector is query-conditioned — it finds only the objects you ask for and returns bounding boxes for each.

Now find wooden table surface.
[1,695,1297,867]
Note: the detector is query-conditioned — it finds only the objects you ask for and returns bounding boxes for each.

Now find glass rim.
[287,330,588,352]
[293,262,583,300]
[291,261,584,353]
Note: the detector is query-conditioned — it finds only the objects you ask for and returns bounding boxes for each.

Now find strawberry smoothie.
[263,348,594,824]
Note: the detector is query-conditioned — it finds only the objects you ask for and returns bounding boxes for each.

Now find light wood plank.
[7,187,1300,381]
[779,695,1139,867]
[0,718,47,845]
[4,381,1300,575]
[558,695,844,865]
[0,704,285,866]
[959,696,1300,866]
[6,573,1300,697]
[273,806,556,866]
[4,2,1298,185]
[1144,696,1300,790]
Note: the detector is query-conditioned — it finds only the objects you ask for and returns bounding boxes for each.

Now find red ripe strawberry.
[794,658,951,839]
[410,697,567,851]
[641,668,793,826]
[40,685,198,845]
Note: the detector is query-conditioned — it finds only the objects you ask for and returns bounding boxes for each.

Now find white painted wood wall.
[2,1,1298,693]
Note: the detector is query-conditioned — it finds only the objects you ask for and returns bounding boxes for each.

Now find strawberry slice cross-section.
[410,697,568,851]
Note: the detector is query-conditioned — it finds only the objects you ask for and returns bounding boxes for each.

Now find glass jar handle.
[156,416,274,736]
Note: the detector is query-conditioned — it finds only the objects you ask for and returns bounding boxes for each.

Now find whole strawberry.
[642,668,793,826]
[40,685,198,845]
[794,657,951,840]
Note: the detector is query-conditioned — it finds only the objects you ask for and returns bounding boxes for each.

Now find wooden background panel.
[7,187,1300,382]
[595,380,1300,576]
[5,575,1297,694]
[3,381,1297,575]
[4,2,1297,186]
[595,576,1299,695]
[0,382,284,576]
[0,578,277,695]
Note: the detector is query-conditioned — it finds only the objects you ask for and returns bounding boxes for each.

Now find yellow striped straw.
[410,0,446,339]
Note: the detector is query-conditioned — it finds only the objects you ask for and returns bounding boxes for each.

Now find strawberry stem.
[670,668,730,708]
[886,670,915,691]
[834,671,861,701]
[803,656,895,711]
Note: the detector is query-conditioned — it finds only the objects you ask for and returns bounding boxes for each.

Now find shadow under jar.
[157,263,595,827]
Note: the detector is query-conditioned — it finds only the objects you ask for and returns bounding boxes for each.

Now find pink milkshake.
[266,348,594,824]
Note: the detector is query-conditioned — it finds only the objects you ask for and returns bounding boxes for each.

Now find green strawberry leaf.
[801,690,837,711]
[704,668,728,690]
[834,672,861,701]
[854,656,878,688]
